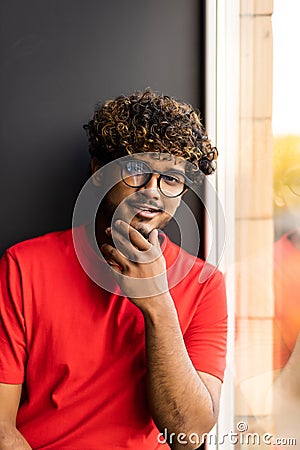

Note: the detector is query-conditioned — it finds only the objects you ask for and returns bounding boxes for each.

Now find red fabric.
[0,229,227,450]
[273,234,300,369]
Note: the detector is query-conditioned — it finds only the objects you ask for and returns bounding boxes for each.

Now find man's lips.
[129,203,163,219]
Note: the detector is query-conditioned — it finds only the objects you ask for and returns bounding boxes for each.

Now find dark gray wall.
[0,0,205,256]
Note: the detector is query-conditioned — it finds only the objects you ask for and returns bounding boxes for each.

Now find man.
[0,89,227,449]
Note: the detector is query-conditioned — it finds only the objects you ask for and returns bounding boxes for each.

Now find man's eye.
[162,174,181,184]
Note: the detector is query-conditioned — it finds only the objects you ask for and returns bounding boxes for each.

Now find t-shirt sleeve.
[0,250,27,383]
[183,269,228,382]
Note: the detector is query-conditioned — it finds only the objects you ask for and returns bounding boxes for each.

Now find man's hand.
[101,220,169,307]
[0,384,32,450]
[101,220,221,448]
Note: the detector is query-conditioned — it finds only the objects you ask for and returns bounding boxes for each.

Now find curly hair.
[83,89,218,179]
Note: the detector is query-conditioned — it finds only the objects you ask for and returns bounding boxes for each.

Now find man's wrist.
[139,292,178,325]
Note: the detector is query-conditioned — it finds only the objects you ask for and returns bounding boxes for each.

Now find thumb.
[104,258,123,274]
[148,228,159,247]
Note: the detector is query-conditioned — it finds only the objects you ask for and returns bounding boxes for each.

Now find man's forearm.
[143,294,218,449]
[102,223,221,447]
[0,421,32,450]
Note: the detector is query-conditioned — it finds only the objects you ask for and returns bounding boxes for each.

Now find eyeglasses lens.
[122,161,149,186]
[160,173,185,197]
[121,160,186,197]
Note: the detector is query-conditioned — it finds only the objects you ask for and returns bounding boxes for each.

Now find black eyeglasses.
[118,159,190,198]
[283,173,300,197]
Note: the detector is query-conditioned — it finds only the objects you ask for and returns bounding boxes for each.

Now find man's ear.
[90,157,103,186]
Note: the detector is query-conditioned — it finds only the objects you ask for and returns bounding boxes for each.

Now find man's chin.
[130,216,171,240]
[132,223,152,240]
[127,217,155,240]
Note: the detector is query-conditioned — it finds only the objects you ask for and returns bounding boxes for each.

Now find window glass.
[271,0,300,444]
[233,1,300,448]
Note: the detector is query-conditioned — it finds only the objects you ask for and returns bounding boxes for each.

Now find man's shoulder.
[163,233,224,286]
[5,229,73,261]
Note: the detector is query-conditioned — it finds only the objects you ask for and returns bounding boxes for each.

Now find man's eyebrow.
[157,165,187,175]
[128,154,188,175]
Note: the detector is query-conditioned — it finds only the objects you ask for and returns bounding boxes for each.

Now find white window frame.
[205,1,240,448]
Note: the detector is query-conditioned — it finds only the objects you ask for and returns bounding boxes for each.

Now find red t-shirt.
[273,233,300,369]
[0,229,227,450]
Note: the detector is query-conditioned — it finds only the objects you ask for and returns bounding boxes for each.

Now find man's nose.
[139,173,161,199]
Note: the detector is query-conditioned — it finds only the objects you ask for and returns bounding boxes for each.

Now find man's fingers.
[148,229,159,247]
[113,220,151,251]
[103,221,161,267]
[101,244,127,272]
[108,228,138,259]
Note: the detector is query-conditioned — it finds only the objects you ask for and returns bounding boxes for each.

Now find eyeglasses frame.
[117,159,192,198]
